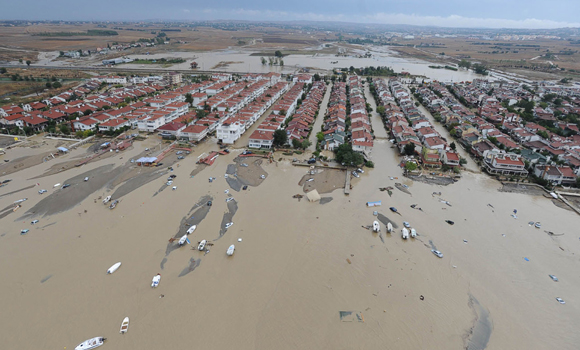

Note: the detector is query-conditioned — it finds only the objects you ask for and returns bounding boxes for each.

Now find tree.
[404,143,416,156]
[473,64,488,75]
[313,74,321,82]
[273,129,288,147]
[335,143,364,166]
[0,67,6,74]
[292,138,302,149]
[184,93,193,106]
[450,142,457,151]
[405,162,418,171]
[274,50,283,58]
[458,59,471,69]
[261,57,267,65]
[46,82,52,89]
[376,106,385,116]
[316,132,325,142]
[26,60,31,66]
[301,140,311,149]
[59,124,70,134]
[279,59,284,66]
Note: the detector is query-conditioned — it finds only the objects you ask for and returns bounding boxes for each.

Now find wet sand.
[0,132,579,350]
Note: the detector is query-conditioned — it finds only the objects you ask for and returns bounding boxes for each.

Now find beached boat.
[387,222,393,233]
[389,207,397,213]
[151,274,161,288]
[107,262,121,274]
[197,239,206,251]
[178,234,188,246]
[410,228,417,238]
[102,196,111,204]
[226,244,235,256]
[402,228,409,239]
[109,200,119,209]
[74,337,106,350]
[186,225,197,234]
[120,317,129,334]
[372,221,380,232]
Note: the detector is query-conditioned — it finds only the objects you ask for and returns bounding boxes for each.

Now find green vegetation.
[405,162,418,171]
[404,143,416,156]
[273,129,288,147]
[34,30,119,37]
[334,143,364,166]
[458,59,471,69]
[473,63,489,75]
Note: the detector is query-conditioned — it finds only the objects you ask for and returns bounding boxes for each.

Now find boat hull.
[107,262,121,274]
[75,337,105,350]
[120,317,129,334]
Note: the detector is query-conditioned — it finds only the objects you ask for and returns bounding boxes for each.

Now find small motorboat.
[556,297,565,304]
[74,337,106,350]
[187,225,197,234]
[372,221,380,233]
[102,196,111,204]
[20,229,29,235]
[387,222,393,233]
[549,274,559,282]
[198,239,207,251]
[432,250,443,258]
[178,234,188,246]
[84,177,89,182]
[120,317,129,334]
[109,200,119,209]
[107,262,121,274]
[226,197,234,202]
[389,207,398,213]
[225,222,234,229]
[410,228,417,238]
[403,221,410,228]
[445,220,454,225]
[401,228,409,239]
[535,222,541,229]
[227,244,235,256]
[151,274,161,288]
[53,183,61,188]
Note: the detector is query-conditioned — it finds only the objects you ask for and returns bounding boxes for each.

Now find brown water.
[0,133,579,350]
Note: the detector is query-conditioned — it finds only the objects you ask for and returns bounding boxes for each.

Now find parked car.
[242,185,248,190]
[207,201,212,206]
[177,156,184,160]
[166,181,173,186]
[31,220,39,224]
[84,177,89,182]
[432,250,444,258]
[357,168,364,173]
[62,184,71,189]
[169,175,177,179]
[352,171,360,178]
[38,189,47,194]
[307,158,316,164]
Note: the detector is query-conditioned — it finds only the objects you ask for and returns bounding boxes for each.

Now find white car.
[31,220,39,224]
[432,250,443,258]
[403,221,410,228]
[357,168,364,173]
[556,297,565,304]
[166,181,173,186]
[84,177,89,182]
[38,189,47,194]
[352,171,360,178]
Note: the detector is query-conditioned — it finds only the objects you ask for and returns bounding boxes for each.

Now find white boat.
[225,222,233,229]
[151,274,161,288]
[120,317,129,334]
[107,262,121,274]
[226,244,235,256]
[198,239,207,251]
[402,228,409,239]
[372,220,380,232]
[102,196,111,204]
[178,234,188,246]
[75,337,106,350]
[53,183,61,188]
[387,222,393,233]
[410,228,417,238]
[187,225,197,234]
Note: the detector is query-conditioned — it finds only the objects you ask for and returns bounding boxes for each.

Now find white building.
[216,118,246,144]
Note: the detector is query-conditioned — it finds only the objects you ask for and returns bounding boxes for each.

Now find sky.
[3,0,580,29]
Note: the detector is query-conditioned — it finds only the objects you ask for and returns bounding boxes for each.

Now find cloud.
[182,9,190,13]
[196,8,580,29]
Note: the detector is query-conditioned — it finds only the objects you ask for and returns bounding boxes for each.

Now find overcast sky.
[3,0,580,29]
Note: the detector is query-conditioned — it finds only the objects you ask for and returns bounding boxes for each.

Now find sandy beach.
[1,131,579,350]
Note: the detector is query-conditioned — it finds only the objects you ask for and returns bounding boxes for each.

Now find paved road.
[308,82,332,151]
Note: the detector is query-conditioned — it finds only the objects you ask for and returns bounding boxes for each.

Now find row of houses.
[381,78,461,168]
[348,76,373,159]
[247,83,306,149]
[286,81,327,143]
[321,82,347,151]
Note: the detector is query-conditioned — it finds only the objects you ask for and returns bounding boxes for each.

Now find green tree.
[404,142,416,156]
[301,140,311,149]
[316,132,325,142]
[46,82,52,89]
[26,60,31,66]
[450,142,457,151]
[185,93,193,106]
[273,129,288,147]
[473,64,488,75]
[292,138,302,149]
[261,57,267,65]
[458,59,471,69]
[59,124,70,134]
[274,50,283,58]
[405,162,418,171]
[0,67,6,74]
[335,143,364,166]
[376,105,385,115]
